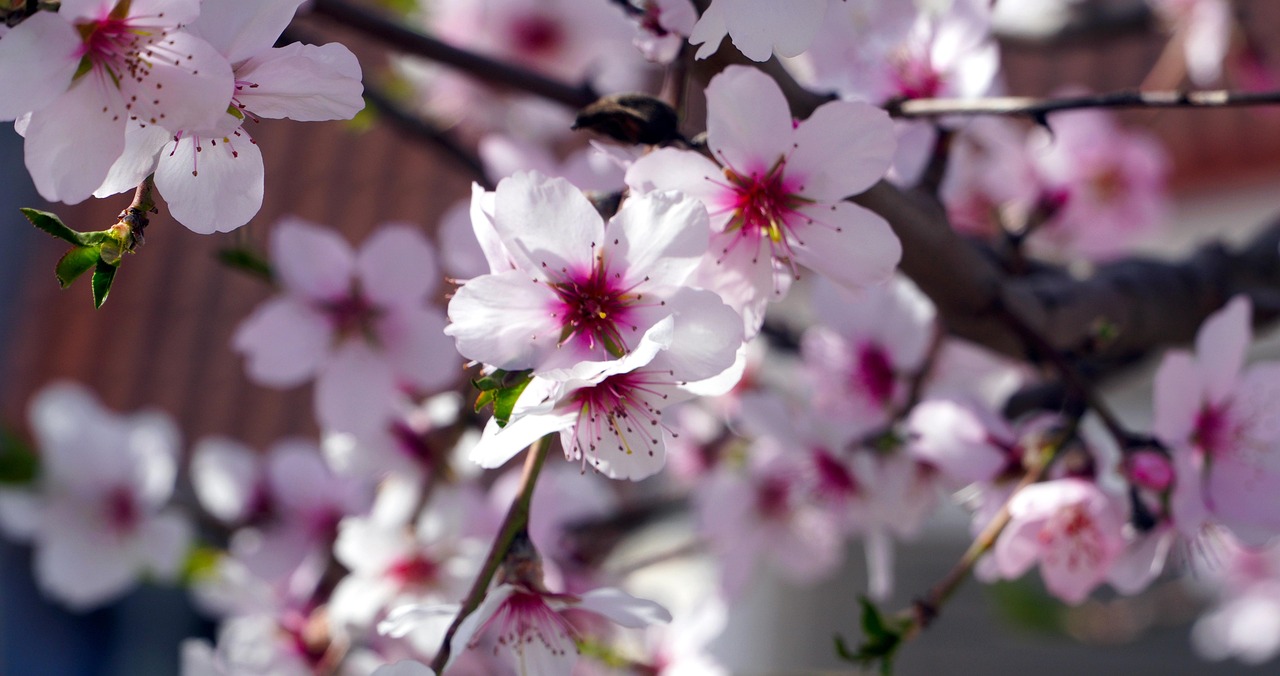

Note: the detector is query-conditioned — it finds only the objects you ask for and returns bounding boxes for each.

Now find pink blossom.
[1153,296,1280,545]
[469,314,743,481]
[626,66,900,336]
[447,172,734,374]
[381,583,670,675]
[234,219,457,435]
[0,0,234,203]
[92,0,365,234]
[801,276,936,436]
[1028,108,1170,261]
[697,443,844,597]
[993,478,1127,604]
[0,382,191,610]
[795,0,999,104]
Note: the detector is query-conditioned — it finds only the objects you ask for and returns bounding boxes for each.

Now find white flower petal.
[155,128,264,234]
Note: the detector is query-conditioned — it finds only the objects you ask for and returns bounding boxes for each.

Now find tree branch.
[889,88,1280,120]
[308,0,598,109]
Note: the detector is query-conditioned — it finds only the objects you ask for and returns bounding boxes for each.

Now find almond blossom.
[447,171,735,374]
[801,276,937,437]
[626,65,900,335]
[469,313,743,481]
[1149,0,1233,85]
[0,382,191,610]
[627,0,698,64]
[1153,296,1280,545]
[381,582,671,675]
[992,478,1128,604]
[234,219,457,435]
[0,0,234,203]
[92,0,365,233]
[1027,108,1170,261]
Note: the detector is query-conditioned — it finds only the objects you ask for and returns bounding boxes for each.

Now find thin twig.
[430,437,550,672]
[363,86,493,189]
[903,414,1079,637]
[309,0,598,109]
[890,88,1280,120]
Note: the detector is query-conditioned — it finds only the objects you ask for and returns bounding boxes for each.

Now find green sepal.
[472,369,534,428]
[21,208,87,246]
[0,429,38,485]
[55,246,101,289]
[92,262,118,308]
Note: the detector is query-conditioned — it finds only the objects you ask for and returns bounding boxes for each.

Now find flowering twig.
[308,0,598,108]
[430,436,550,672]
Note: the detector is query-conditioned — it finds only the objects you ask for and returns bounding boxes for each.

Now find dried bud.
[573,93,681,146]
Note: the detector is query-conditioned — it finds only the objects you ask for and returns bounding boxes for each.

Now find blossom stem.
[902,415,1078,639]
[430,436,550,672]
[308,0,598,109]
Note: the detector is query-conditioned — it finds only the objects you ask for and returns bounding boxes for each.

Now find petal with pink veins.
[607,190,710,288]
[445,271,562,371]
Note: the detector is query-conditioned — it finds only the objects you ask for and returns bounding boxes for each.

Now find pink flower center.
[1194,404,1232,456]
[1040,504,1105,572]
[388,555,440,588]
[855,341,896,407]
[755,476,793,519]
[548,255,643,357]
[509,14,564,57]
[812,449,858,501]
[105,486,140,534]
[323,291,383,342]
[479,591,577,659]
[715,159,819,283]
[1089,164,1128,204]
[565,370,674,465]
[891,54,944,100]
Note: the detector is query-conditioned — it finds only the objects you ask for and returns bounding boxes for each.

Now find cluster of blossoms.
[0,0,364,233]
[5,0,1280,673]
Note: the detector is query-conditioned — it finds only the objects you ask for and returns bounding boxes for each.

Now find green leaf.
[21,207,87,246]
[0,429,38,485]
[833,598,908,675]
[92,262,117,308]
[216,247,275,283]
[55,246,101,288]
